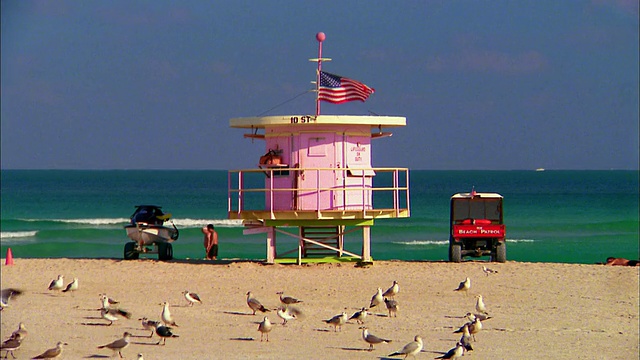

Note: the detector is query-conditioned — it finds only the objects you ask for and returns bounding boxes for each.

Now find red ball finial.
[316,32,326,42]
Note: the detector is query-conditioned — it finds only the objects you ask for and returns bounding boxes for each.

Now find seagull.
[475,294,488,315]
[48,275,64,291]
[454,277,470,294]
[276,306,296,325]
[99,295,131,318]
[183,290,202,306]
[276,291,303,306]
[62,278,78,293]
[258,316,273,341]
[349,307,369,324]
[137,354,144,360]
[455,324,473,352]
[32,341,67,359]
[97,332,131,358]
[384,298,399,318]
[246,291,270,315]
[482,265,498,276]
[388,335,423,359]
[11,322,28,340]
[434,342,465,359]
[155,323,179,345]
[101,308,120,325]
[323,312,348,332]
[161,302,178,327]
[99,293,120,305]
[468,318,483,341]
[465,311,491,321]
[360,326,392,351]
[456,318,483,341]
[139,317,160,337]
[1,333,23,359]
[369,287,384,308]
[382,280,399,299]
[0,288,24,310]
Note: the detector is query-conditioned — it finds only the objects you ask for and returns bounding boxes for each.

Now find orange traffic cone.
[5,248,14,266]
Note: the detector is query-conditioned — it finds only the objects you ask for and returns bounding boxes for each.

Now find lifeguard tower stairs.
[227,33,410,264]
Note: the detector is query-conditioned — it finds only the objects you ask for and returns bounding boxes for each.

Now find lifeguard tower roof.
[230,115,406,129]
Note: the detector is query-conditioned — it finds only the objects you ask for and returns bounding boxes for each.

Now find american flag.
[318,71,375,104]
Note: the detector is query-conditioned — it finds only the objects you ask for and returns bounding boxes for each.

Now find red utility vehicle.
[449,190,506,262]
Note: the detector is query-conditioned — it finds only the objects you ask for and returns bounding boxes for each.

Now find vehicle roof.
[451,192,503,199]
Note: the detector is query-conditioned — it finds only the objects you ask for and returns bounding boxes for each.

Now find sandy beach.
[1,258,638,359]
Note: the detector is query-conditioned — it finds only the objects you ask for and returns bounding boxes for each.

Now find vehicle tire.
[158,242,173,261]
[124,242,139,260]
[449,243,462,263]
[493,242,506,263]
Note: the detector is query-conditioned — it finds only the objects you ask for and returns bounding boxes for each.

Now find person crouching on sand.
[202,224,219,260]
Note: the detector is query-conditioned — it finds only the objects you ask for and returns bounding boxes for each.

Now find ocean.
[1,170,638,264]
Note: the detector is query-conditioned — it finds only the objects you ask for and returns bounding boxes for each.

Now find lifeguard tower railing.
[227,167,410,221]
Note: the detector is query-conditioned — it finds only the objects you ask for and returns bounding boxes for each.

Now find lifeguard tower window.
[453,199,502,222]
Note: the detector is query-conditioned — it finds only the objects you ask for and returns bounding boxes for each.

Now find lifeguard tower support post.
[227,33,410,264]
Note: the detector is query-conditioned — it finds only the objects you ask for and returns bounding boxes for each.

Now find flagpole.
[315,32,325,117]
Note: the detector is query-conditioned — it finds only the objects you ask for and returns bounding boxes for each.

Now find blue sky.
[1,0,638,170]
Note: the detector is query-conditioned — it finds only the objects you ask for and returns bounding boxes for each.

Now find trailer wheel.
[493,242,506,263]
[449,243,462,263]
[158,242,173,261]
[124,242,139,260]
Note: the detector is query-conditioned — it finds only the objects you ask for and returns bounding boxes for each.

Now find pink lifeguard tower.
[227,33,410,264]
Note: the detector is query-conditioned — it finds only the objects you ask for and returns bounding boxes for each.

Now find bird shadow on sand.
[131,341,161,346]
[313,328,336,333]
[223,311,255,316]
[230,337,255,341]
[80,322,113,326]
[84,355,110,358]
[328,346,371,352]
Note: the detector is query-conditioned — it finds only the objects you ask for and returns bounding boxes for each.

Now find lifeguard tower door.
[296,133,336,211]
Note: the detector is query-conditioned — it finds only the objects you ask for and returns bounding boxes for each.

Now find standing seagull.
[11,322,28,340]
[475,294,488,315]
[139,317,160,337]
[349,307,369,324]
[276,307,296,325]
[258,316,273,342]
[47,275,64,291]
[360,326,392,351]
[434,342,465,359]
[455,324,473,352]
[99,293,120,305]
[1,333,23,359]
[382,280,399,299]
[97,332,131,358]
[161,302,178,327]
[385,298,399,318]
[100,308,120,326]
[468,318,483,341]
[388,335,423,359]
[155,323,179,345]
[182,290,202,306]
[62,278,78,293]
[482,265,498,276]
[454,277,470,295]
[276,291,303,306]
[32,341,67,359]
[323,312,348,332]
[137,354,144,360]
[369,288,384,308]
[246,292,270,315]
[1,288,24,310]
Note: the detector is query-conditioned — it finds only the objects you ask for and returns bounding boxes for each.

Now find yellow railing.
[227,167,410,221]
